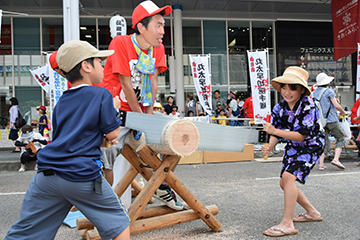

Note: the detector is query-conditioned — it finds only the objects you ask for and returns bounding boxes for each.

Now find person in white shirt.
[15,125,47,172]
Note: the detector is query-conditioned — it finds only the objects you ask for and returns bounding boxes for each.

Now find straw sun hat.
[271,66,311,96]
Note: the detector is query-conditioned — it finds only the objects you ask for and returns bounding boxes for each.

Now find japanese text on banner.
[48,54,68,119]
[189,55,212,115]
[30,65,50,94]
[247,50,271,124]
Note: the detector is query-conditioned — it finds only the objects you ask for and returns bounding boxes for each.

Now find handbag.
[341,118,351,145]
[25,141,37,156]
[14,110,26,129]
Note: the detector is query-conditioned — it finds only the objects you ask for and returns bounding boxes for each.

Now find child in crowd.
[153,102,166,116]
[262,66,325,237]
[214,101,222,117]
[217,109,227,125]
[32,105,48,136]
[169,105,180,118]
[15,124,47,172]
[5,40,130,240]
[187,110,194,117]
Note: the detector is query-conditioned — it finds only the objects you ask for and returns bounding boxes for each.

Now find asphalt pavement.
[1,150,360,239]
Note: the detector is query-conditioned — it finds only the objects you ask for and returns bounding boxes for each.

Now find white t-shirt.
[230,99,238,118]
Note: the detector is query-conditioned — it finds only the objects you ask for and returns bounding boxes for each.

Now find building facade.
[0,0,355,126]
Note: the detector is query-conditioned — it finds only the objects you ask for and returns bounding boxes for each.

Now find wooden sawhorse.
[77,143,222,239]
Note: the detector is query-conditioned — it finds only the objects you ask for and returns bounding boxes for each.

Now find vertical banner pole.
[357,43,360,100]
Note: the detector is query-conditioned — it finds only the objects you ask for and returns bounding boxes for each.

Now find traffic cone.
[43,128,51,144]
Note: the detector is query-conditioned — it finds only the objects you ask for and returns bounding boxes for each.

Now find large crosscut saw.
[119,111,258,153]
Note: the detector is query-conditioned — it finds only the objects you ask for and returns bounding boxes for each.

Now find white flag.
[30,65,50,94]
[247,50,271,124]
[189,55,212,115]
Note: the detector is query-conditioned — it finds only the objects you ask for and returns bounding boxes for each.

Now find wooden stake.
[130,205,219,235]
[263,143,269,160]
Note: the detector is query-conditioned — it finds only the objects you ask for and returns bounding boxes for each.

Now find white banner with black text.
[247,49,271,124]
[189,55,212,115]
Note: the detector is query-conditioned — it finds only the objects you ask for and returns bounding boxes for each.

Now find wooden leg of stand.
[113,165,138,197]
[137,205,178,220]
[79,229,87,239]
[76,218,95,230]
[127,154,178,225]
[131,205,219,235]
[132,179,155,203]
[136,144,222,232]
[85,228,101,240]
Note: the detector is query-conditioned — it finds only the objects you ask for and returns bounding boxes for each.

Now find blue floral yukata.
[271,96,325,184]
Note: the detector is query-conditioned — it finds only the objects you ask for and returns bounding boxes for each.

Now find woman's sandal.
[318,165,327,171]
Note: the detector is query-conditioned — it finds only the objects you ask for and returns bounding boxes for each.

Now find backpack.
[46,117,52,131]
[14,110,26,129]
[311,88,331,128]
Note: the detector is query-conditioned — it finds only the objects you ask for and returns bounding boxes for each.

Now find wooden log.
[136,144,222,232]
[130,205,219,235]
[127,155,178,225]
[132,179,155,203]
[85,228,101,240]
[150,119,199,156]
[76,217,94,230]
[76,206,177,232]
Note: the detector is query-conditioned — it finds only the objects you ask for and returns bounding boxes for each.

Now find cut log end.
[162,120,200,156]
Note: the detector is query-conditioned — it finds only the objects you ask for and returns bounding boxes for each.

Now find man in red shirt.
[243,92,254,118]
[99,1,183,210]
[351,98,360,157]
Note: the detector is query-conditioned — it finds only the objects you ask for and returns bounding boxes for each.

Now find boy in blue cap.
[5,40,130,240]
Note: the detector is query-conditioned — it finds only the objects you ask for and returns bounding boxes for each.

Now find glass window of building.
[13,17,42,116]
[203,20,227,98]
[0,17,12,124]
[228,21,250,99]
[42,18,64,52]
[80,18,96,46]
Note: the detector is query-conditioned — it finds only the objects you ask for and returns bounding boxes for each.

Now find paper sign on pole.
[30,65,51,94]
[47,54,68,116]
[189,55,212,115]
[247,49,271,124]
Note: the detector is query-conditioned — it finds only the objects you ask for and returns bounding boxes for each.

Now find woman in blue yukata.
[262,66,325,237]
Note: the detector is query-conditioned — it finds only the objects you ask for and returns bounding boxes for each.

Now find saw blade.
[118,111,258,152]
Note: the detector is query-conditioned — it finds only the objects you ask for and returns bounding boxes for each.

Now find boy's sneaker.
[154,184,184,211]
[18,168,25,172]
